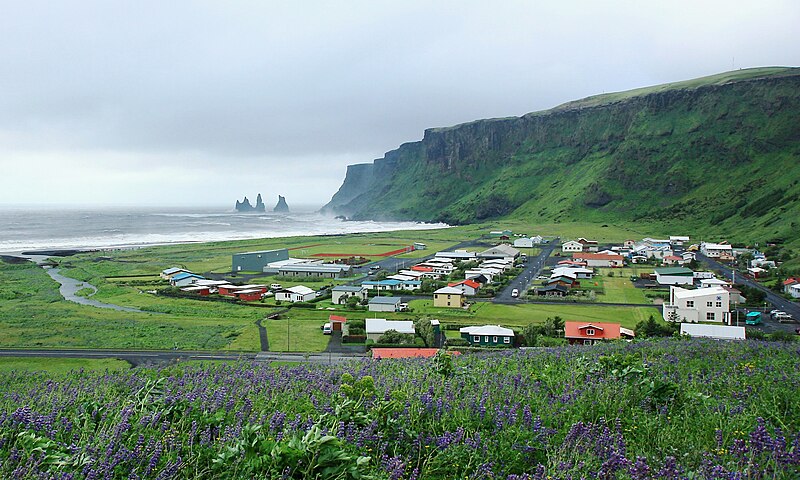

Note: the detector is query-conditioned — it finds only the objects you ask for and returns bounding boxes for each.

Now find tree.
[414,317,436,347]
[635,315,678,338]
[377,329,414,345]
[521,324,542,346]
[345,295,360,308]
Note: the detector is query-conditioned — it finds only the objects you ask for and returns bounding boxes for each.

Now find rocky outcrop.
[273,195,290,213]
[235,194,266,213]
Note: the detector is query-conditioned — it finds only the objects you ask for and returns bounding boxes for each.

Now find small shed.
[329,314,347,332]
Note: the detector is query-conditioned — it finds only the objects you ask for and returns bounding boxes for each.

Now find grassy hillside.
[324,67,800,268]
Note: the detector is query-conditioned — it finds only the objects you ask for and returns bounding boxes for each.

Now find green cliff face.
[323,67,800,242]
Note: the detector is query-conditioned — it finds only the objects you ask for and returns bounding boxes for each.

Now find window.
[584,339,593,345]
[586,329,595,336]
[686,301,694,308]
[493,336,498,343]
[504,337,510,344]
[716,301,722,307]
[706,312,716,321]
[473,336,480,342]
[707,301,713,307]
[484,336,489,342]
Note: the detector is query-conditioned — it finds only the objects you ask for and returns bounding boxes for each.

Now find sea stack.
[235,194,266,213]
[273,195,289,213]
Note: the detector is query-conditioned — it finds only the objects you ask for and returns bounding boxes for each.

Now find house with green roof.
[654,267,694,286]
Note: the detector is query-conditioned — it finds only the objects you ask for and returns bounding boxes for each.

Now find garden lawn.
[594,268,651,304]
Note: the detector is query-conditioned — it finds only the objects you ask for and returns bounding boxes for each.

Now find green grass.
[408,300,658,329]
[0,357,130,374]
[263,315,331,352]
[590,268,652,304]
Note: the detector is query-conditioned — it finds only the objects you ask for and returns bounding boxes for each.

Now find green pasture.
[0,357,130,374]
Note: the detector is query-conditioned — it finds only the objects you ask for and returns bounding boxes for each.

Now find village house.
[564,321,634,345]
[170,272,205,287]
[478,244,520,261]
[513,236,543,248]
[577,238,599,252]
[161,267,192,280]
[217,284,266,296]
[447,279,481,296]
[234,288,265,302]
[459,325,515,346]
[331,285,368,304]
[700,242,734,259]
[180,285,211,296]
[654,267,695,286]
[368,296,403,312]
[551,266,593,279]
[788,284,800,299]
[669,236,691,246]
[784,278,800,295]
[699,278,729,288]
[365,318,415,342]
[362,279,402,291]
[662,255,685,266]
[547,274,580,288]
[679,323,745,340]
[433,286,466,308]
[272,263,352,278]
[662,286,730,323]
[435,250,477,261]
[328,314,347,332]
[536,284,569,297]
[572,253,624,268]
[274,285,316,303]
[561,240,584,253]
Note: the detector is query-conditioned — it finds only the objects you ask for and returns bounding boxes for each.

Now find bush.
[342,335,366,344]
[290,301,317,309]
[446,338,470,347]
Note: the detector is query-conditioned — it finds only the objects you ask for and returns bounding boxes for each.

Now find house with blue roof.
[362,279,401,291]
[170,272,205,287]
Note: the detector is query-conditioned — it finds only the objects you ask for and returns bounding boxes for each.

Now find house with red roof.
[328,314,347,332]
[564,321,635,345]
[447,279,481,296]
[662,255,685,266]
[783,277,800,294]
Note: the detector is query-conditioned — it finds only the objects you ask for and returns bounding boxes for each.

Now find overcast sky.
[1,1,798,209]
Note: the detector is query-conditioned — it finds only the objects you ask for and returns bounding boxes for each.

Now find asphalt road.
[0,348,367,367]
[494,239,559,303]
[697,253,800,333]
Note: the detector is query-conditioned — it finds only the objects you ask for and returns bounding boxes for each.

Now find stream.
[44,266,147,313]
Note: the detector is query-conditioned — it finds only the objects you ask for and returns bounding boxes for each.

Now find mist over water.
[0,207,448,253]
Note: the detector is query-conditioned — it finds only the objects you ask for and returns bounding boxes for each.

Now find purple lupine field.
[1,338,799,479]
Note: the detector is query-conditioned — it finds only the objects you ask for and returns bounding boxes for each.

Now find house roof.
[368,296,402,305]
[664,255,683,261]
[680,323,745,340]
[459,325,515,336]
[365,318,415,334]
[329,315,347,323]
[172,272,204,281]
[362,279,401,286]
[564,321,623,339]
[371,348,442,359]
[448,279,481,289]
[654,267,694,276]
[434,286,464,295]
[783,277,800,286]
[332,285,365,292]
[162,267,188,275]
[671,286,729,299]
[537,285,569,294]
[479,244,520,257]
[284,285,315,295]
[572,253,622,261]
[411,265,434,272]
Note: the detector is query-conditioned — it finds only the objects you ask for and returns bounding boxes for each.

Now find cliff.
[235,194,266,213]
[321,67,800,241]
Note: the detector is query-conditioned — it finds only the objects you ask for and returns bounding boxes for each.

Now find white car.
[511,288,519,298]
[270,283,282,290]
[322,323,332,334]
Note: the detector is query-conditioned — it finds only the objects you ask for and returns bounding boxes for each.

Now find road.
[494,238,559,303]
[0,348,367,367]
[697,253,800,333]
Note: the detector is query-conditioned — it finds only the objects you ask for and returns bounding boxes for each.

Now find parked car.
[511,288,519,298]
[270,283,282,290]
[775,312,794,323]
[322,323,332,335]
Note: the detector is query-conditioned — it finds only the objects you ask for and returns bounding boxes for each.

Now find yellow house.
[433,286,465,308]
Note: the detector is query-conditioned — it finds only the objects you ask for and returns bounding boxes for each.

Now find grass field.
[592,268,652,304]
[0,357,130,374]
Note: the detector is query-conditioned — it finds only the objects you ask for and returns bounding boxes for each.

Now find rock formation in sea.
[235,194,266,213]
[273,195,290,213]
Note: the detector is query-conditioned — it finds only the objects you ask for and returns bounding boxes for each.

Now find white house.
[478,244,520,261]
[669,236,690,246]
[662,286,730,323]
[701,243,733,258]
[552,266,593,279]
[788,284,800,299]
[699,278,730,288]
[435,250,477,261]
[680,323,745,340]
[170,272,205,287]
[368,296,403,312]
[561,240,583,253]
[366,318,415,342]
[459,325,515,346]
[654,267,695,286]
[331,285,368,304]
[275,285,317,302]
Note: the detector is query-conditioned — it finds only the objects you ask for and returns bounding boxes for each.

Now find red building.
[564,321,634,345]
[235,289,263,302]
[329,314,347,332]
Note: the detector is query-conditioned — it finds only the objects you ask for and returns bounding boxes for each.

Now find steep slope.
[322,67,800,245]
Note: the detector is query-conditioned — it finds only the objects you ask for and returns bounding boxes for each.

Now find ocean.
[0,207,448,254]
